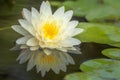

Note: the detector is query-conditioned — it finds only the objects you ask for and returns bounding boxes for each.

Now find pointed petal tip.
[67,10,73,16]
[18,19,23,23]
[16,58,19,61]
[46,1,50,4]
[27,67,31,71]
[22,8,27,12]
[80,28,84,33]
[11,25,18,30]
[31,7,36,10]
[11,25,15,29]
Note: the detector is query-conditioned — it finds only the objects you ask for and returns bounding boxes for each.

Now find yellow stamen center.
[43,22,59,39]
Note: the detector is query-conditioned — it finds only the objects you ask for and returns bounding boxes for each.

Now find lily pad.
[102,48,120,59]
[51,0,101,17]
[86,6,120,22]
[76,23,120,47]
[104,0,120,9]
[65,59,120,80]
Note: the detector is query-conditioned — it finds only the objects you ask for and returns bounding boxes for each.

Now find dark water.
[0,0,113,80]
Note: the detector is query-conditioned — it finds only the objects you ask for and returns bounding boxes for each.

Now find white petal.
[10,45,20,50]
[62,38,81,47]
[12,25,29,35]
[58,48,67,52]
[30,46,39,51]
[16,36,31,44]
[68,21,79,29]
[68,49,81,54]
[31,7,40,28]
[71,28,84,36]
[19,19,36,36]
[26,38,39,46]
[63,10,73,23]
[20,44,28,49]
[67,46,81,54]
[53,6,64,18]
[40,1,52,16]
[62,21,79,36]
[43,49,52,55]
[22,8,31,22]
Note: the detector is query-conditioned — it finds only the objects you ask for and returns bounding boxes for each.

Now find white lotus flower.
[11,1,83,77]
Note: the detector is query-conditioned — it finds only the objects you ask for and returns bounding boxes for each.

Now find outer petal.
[43,49,52,55]
[63,10,73,23]
[26,37,39,46]
[30,46,39,51]
[22,8,31,22]
[61,38,81,47]
[16,36,31,44]
[40,1,52,17]
[20,44,28,49]
[19,19,36,36]
[68,21,79,29]
[71,28,84,36]
[61,21,79,36]
[53,6,64,19]
[12,25,29,36]
[31,7,40,29]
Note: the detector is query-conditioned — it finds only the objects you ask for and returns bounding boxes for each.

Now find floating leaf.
[76,23,120,47]
[80,59,113,72]
[104,0,120,9]
[65,72,103,80]
[86,6,120,22]
[65,59,120,80]
[51,0,100,17]
[51,0,120,22]
[102,48,120,59]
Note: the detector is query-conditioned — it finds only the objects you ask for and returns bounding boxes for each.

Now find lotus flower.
[11,1,83,77]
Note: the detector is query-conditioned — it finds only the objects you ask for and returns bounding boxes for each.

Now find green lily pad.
[51,0,100,17]
[104,0,120,9]
[65,59,120,80]
[76,23,120,47]
[102,48,120,59]
[80,59,113,72]
[65,72,103,80]
[86,6,120,22]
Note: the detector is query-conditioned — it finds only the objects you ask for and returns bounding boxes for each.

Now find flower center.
[43,22,59,40]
